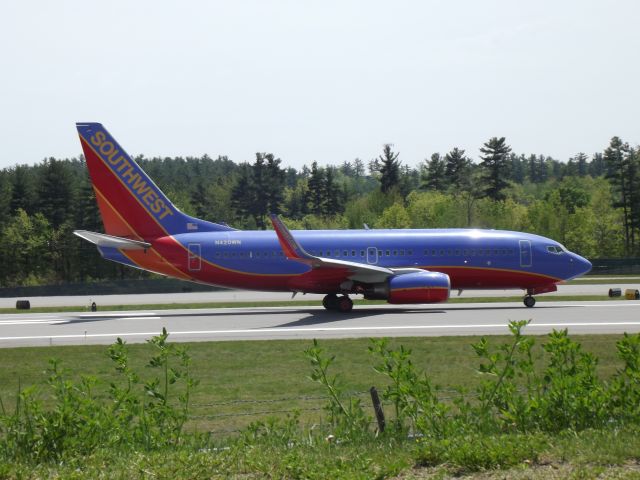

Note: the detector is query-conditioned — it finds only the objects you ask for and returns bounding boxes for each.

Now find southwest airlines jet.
[74,123,592,312]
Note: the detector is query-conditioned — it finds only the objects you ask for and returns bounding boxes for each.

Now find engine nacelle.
[363,271,450,304]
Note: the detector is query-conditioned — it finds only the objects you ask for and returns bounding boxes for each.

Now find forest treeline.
[0,135,638,287]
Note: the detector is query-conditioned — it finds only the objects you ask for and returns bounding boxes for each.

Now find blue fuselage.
[149,228,592,292]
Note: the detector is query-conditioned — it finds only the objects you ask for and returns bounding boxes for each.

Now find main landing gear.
[524,295,536,308]
[322,294,353,313]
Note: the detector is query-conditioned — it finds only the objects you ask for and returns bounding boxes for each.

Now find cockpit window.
[546,245,564,254]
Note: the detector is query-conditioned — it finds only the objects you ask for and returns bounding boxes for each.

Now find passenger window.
[352,250,356,257]
[408,249,413,255]
[343,250,348,256]
[455,249,460,256]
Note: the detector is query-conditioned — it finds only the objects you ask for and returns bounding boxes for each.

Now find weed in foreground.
[0,328,199,461]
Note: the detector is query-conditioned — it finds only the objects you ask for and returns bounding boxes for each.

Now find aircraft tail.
[76,123,234,240]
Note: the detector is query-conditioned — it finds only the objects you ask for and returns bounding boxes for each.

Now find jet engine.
[363,271,450,304]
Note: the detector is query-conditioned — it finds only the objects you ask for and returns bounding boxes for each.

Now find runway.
[1,300,639,348]
[1,282,638,309]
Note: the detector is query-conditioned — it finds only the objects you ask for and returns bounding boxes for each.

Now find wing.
[270,214,422,284]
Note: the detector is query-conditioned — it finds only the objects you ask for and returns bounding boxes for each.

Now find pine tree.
[589,152,605,177]
[444,147,471,191]
[510,154,526,183]
[324,166,341,215]
[353,158,366,177]
[0,173,12,228]
[230,163,254,225]
[37,158,77,229]
[479,137,512,200]
[306,161,325,215]
[378,144,400,194]
[420,153,447,191]
[10,165,37,214]
[575,152,589,176]
[231,153,285,229]
[604,136,635,254]
[262,153,285,219]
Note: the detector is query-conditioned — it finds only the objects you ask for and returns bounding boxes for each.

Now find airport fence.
[590,258,640,275]
[0,278,221,298]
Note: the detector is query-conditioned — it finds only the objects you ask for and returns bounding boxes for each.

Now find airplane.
[74,123,592,312]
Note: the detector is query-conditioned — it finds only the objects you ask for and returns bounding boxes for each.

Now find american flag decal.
[187,222,198,231]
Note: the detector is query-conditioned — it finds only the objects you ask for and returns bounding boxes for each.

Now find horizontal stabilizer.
[74,230,151,250]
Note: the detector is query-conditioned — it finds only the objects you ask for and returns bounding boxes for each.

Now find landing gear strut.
[322,294,353,313]
[524,295,536,308]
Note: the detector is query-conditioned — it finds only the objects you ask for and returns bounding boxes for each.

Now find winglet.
[269,214,314,261]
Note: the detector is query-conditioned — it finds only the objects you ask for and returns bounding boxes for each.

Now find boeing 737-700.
[74,123,592,312]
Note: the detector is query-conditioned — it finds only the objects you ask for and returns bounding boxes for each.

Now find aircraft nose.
[572,253,592,277]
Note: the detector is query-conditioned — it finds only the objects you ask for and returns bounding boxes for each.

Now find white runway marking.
[77,312,158,318]
[1,320,640,342]
[0,318,66,326]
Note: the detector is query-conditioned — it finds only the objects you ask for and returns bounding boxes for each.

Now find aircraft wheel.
[323,294,339,310]
[337,296,353,313]
[524,296,536,308]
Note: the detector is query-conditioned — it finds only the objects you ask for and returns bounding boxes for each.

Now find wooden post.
[370,386,385,433]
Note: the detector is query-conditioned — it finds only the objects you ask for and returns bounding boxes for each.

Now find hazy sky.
[1,0,638,170]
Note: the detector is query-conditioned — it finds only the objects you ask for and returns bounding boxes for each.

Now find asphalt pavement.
[1,300,639,347]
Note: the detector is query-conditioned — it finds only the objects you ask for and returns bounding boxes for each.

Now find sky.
[1,0,639,170]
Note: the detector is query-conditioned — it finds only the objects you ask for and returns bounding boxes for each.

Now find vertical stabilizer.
[76,123,233,239]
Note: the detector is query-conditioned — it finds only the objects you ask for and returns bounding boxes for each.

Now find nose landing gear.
[322,294,353,313]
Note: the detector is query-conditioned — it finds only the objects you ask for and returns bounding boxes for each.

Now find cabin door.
[519,240,532,268]
[366,247,378,265]
[188,243,202,271]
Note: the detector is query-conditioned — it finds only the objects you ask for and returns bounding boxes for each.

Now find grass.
[2,428,640,478]
[567,278,640,285]
[0,294,630,314]
[1,333,640,477]
[0,334,631,433]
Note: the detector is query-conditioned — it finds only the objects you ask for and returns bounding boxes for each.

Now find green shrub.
[0,329,198,461]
